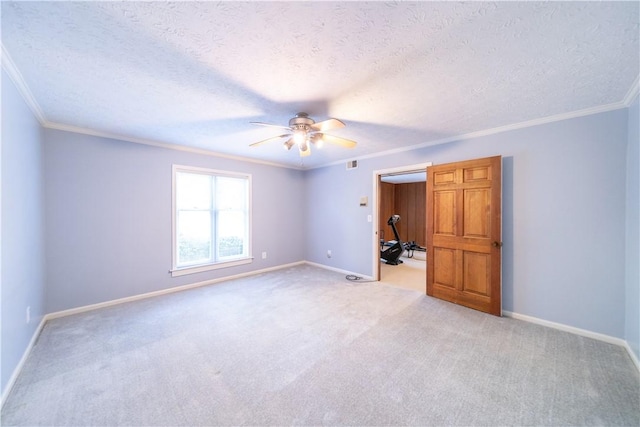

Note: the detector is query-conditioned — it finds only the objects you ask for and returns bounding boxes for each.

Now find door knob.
[492,241,503,248]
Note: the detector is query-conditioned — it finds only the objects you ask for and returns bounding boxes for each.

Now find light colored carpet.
[2,264,638,426]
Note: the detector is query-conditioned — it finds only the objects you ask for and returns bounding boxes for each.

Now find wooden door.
[426,156,502,316]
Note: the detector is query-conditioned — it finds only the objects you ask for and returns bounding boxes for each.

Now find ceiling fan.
[249,112,357,157]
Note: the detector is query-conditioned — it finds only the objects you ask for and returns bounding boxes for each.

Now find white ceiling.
[2,1,638,169]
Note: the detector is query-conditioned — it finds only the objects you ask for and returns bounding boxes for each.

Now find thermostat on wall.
[360,196,368,207]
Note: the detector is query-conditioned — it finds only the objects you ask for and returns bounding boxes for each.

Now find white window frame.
[171,164,252,277]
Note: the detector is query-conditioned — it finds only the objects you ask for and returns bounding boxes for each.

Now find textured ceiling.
[2,1,638,169]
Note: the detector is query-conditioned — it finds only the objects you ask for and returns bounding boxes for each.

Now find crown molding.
[1,42,301,170]
[1,43,47,125]
[623,74,640,106]
[3,39,637,172]
[43,122,303,170]
[313,100,630,170]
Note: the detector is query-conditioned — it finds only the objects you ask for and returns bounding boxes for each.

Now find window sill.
[171,257,253,277]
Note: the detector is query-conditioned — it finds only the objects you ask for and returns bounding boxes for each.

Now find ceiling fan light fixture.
[250,112,356,158]
[283,138,294,150]
[311,134,324,149]
[293,129,307,145]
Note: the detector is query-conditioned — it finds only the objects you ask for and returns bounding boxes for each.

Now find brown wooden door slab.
[426,156,502,316]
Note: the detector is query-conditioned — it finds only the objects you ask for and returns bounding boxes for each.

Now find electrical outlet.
[327,250,332,258]
[26,306,31,324]
[262,252,267,259]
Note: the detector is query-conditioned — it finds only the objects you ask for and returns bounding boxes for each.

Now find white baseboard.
[623,341,640,372]
[44,261,371,323]
[304,261,374,280]
[503,310,640,372]
[4,267,637,409]
[1,317,46,408]
[1,261,305,407]
[46,261,305,321]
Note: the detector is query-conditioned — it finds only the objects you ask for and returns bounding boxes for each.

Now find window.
[171,165,251,277]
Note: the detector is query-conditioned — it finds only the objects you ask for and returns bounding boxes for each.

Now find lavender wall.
[306,109,629,339]
[43,129,306,313]
[2,68,636,396]
[625,95,639,360]
[1,70,46,393]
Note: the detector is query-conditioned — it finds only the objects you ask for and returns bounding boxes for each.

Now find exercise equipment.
[403,241,426,258]
[380,215,404,265]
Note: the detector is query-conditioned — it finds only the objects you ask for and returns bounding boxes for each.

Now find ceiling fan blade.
[310,118,345,132]
[250,122,292,131]
[321,134,357,148]
[249,134,290,147]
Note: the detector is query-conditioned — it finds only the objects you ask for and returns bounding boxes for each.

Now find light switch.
[360,196,368,206]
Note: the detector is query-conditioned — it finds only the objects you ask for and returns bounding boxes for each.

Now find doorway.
[372,163,431,292]
[373,156,502,315]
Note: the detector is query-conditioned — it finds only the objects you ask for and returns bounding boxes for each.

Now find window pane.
[217,177,247,210]
[173,166,250,273]
[218,211,246,258]
[177,172,211,210]
[177,211,211,265]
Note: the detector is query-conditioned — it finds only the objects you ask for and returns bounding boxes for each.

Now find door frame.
[371,162,432,281]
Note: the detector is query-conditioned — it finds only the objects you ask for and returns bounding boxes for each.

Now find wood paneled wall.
[379,182,395,242]
[379,181,426,246]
